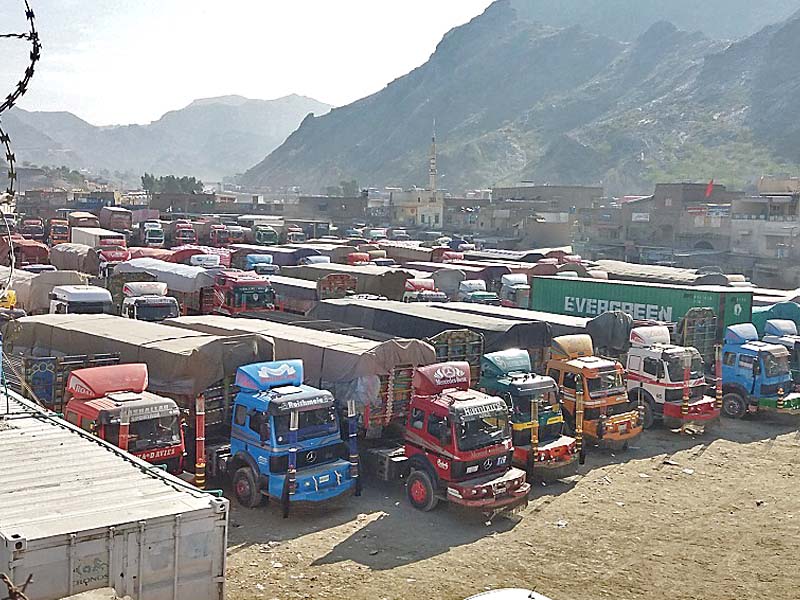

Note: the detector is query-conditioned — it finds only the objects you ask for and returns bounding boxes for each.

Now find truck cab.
[347,252,370,266]
[212,360,356,509]
[139,221,165,248]
[253,225,279,246]
[721,323,800,418]
[121,281,180,322]
[625,326,719,429]
[393,362,530,513]
[49,285,115,315]
[20,218,45,241]
[213,270,275,315]
[762,319,800,384]
[47,218,70,245]
[63,363,185,473]
[499,274,530,308]
[245,254,280,275]
[546,334,643,449]
[479,349,577,481]
[457,280,501,305]
[403,278,449,303]
[285,227,306,244]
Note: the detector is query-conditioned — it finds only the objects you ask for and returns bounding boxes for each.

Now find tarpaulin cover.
[3,314,274,397]
[114,257,215,293]
[431,269,466,298]
[310,299,553,351]
[586,310,633,354]
[128,247,174,261]
[164,315,435,385]
[49,243,101,275]
[280,263,426,300]
[435,302,588,337]
[751,301,800,336]
[268,275,318,302]
[12,269,89,314]
[591,260,730,286]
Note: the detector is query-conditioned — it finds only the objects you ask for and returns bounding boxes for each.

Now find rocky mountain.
[509,0,800,41]
[242,0,800,195]
[3,94,331,184]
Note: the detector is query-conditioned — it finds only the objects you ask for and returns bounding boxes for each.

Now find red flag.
[705,179,714,198]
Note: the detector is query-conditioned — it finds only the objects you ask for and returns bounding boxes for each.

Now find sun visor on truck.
[413,361,471,395]
[764,319,798,337]
[236,360,304,392]
[724,323,759,345]
[66,363,149,400]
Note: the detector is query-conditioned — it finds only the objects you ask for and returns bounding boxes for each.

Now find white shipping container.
[0,391,228,600]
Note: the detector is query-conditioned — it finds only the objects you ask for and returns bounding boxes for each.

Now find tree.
[141,173,203,194]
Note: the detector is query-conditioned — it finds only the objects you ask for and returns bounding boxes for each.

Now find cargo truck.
[121,281,180,322]
[46,218,70,245]
[458,280,501,305]
[67,211,100,229]
[720,323,800,418]
[166,219,197,247]
[545,334,643,449]
[499,273,530,308]
[19,217,45,241]
[195,221,229,247]
[206,359,357,513]
[762,319,800,383]
[362,362,530,515]
[625,326,719,429]
[70,226,130,274]
[99,206,133,234]
[49,285,115,314]
[531,276,753,341]
[134,220,165,247]
[479,349,578,481]
[62,363,186,473]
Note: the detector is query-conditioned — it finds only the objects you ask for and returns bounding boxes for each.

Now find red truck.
[62,363,186,474]
[166,219,197,247]
[19,218,45,241]
[195,221,229,247]
[363,361,530,515]
[0,234,50,266]
[47,218,70,245]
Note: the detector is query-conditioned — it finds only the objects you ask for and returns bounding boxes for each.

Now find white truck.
[121,281,180,322]
[49,285,115,315]
[71,226,131,276]
[499,273,530,308]
[625,326,720,429]
[762,319,800,385]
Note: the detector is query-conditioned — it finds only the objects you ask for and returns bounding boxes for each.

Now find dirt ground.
[225,414,800,600]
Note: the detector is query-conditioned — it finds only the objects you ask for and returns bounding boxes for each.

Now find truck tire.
[722,392,747,419]
[233,467,262,508]
[406,470,439,512]
[629,389,655,429]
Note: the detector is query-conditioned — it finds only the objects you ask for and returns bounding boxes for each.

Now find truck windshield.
[762,351,790,378]
[136,303,179,321]
[666,351,704,382]
[129,416,181,451]
[586,370,625,398]
[51,225,68,235]
[67,301,115,315]
[456,412,510,452]
[273,406,338,444]
[511,389,557,424]
[229,285,275,309]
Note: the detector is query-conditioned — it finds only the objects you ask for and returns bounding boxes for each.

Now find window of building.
[434,214,440,224]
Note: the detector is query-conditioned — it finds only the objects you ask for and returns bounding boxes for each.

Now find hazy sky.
[0,0,493,126]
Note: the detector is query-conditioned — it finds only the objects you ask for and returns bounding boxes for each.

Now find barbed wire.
[0,2,41,116]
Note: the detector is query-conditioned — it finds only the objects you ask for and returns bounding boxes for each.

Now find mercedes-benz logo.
[483,458,493,471]
[306,451,317,464]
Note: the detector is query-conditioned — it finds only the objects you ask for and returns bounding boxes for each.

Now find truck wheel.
[629,389,655,429]
[722,393,747,419]
[406,470,439,512]
[233,467,262,508]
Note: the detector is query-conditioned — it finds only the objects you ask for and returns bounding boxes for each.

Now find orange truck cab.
[546,334,643,450]
[47,218,70,245]
[63,363,185,474]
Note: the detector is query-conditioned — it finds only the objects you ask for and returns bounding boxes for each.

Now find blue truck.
[720,324,800,418]
[205,359,358,515]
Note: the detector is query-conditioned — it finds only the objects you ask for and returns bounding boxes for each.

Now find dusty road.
[225,414,800,600]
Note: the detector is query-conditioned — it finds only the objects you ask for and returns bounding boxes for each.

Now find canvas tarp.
[114,257,215,293]
[586,310,634,354]
[2,314,274,398]
[435,302,588,337]
[591,260,730,286]
[310,299,553,352]
[279,263,426,300]
[164,315,435,386]
[49,243,101,275]
[12,270,89,314]
[268,275,318,303]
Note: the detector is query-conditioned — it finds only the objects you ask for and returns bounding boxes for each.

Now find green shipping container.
[530,276,753,339]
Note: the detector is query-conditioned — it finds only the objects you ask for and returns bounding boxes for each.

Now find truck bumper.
[446,467,530,512]
[269,460,355,503]
[513,438,579,482]
[662,396,721,429]
[758,392,800,413]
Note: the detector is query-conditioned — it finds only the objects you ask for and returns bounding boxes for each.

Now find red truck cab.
[400,362,530,513]
[62,363,185,474]
[213,269,275,315]
[209,224,229,247]
[47,218,70,245]
[20,218,45,241]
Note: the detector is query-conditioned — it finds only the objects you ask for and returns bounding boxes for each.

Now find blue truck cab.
[721,324,800,418]
[219,359,357,513]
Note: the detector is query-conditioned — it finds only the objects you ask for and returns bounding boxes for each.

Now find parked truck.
[625,326,720,429]
[134,219,165,247]
[206,359,357,513]
[166,219,197,247]
[499,273,530,308]
[19,217,45,241]
[70,226,131,274]
[62,363,186,473]
[195,220,229,247]
[458,280,501,305]
[121,281,180,322]
[46,217,70,245]
[99,205,133,235]
[49,285,115,314]
[479,349,578,481]
[545,334,643,449]
[720,323,800,418]
[362,361,530,515]
[403,278,449,303]
[67,211,100,229]
[762,319,800,384]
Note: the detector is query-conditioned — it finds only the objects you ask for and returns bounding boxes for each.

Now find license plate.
[319,475,330,483]
[494,485,507,495]
[619,423,628,434]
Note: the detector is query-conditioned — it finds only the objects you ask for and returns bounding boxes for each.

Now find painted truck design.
[479,349,578,481]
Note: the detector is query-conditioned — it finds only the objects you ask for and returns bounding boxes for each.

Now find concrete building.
[491,184,603,210]
[389,132,444,228]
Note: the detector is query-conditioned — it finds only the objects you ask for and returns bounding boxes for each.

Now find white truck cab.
[121,281,180,322]
[49,285,115,315]
[189,254,221,268]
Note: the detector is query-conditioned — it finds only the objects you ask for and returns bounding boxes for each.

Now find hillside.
[242,0,800,195]
[3,94,331,184]
[509,0,800,41]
